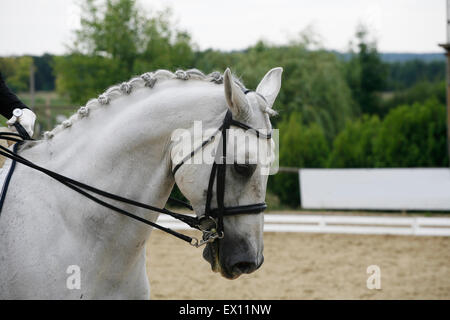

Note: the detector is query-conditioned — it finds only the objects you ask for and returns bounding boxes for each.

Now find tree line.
[0,0,447,207]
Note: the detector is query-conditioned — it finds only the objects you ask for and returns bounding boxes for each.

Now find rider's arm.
[0,72,30,119]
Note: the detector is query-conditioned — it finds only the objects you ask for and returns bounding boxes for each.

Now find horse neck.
[21,80,224,247]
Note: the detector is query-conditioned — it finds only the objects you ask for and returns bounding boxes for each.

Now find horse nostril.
[232,261,257,274]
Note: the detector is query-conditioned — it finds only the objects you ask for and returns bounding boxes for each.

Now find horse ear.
[256,67,283,107]
[224,68,251,120]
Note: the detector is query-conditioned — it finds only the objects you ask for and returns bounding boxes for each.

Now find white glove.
[6,108,37,138]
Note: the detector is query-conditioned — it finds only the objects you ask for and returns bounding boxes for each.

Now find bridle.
[0,92,272,247]
[172,107,272,245]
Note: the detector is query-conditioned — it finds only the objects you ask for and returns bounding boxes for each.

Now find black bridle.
[172,109,271,245]
[0,101,272,247]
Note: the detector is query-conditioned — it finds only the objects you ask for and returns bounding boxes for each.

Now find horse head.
[171,67,282,279]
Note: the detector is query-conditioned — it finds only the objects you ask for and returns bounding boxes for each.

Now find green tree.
[328,115,381,168]
[0,56,33,92]
[380,80,446,114]
[326,98,448,169]
[54,0,194,104]
[54,53,121,103]
[33,54,55,91]
[195,37,356,140]
[374,98,448,167]
[386,59,446,90]
[346,24,387,115]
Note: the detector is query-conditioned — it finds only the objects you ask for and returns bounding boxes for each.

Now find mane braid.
[42,69,249,140]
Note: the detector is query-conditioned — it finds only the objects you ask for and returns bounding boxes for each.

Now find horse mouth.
[203,240,261,280]
[203,240,238,279]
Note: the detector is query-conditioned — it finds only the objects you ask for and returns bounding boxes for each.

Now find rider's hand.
[6,108,37,138]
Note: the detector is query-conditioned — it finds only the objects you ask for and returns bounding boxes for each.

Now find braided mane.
[42,68,274,140]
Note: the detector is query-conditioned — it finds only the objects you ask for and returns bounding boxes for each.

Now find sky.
[0,0,447,56]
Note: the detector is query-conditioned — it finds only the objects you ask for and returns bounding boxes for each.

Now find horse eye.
[233,163,256,177]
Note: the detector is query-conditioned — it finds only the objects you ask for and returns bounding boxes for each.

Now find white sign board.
[299,168,450,211]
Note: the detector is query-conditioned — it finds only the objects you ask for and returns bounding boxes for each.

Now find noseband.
[172,108,272,246]
[0,93,272,247]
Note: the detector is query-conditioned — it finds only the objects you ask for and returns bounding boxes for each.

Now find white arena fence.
[156,214,450,237]
[299,168,450,211]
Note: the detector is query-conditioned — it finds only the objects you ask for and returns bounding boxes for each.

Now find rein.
[0,126,200,245]
[0,99,272,247]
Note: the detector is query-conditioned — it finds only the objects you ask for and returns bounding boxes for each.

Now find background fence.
[156,214,450,237]
[299,168,450,211]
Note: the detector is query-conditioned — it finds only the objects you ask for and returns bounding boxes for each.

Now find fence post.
[412,217,419,235]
